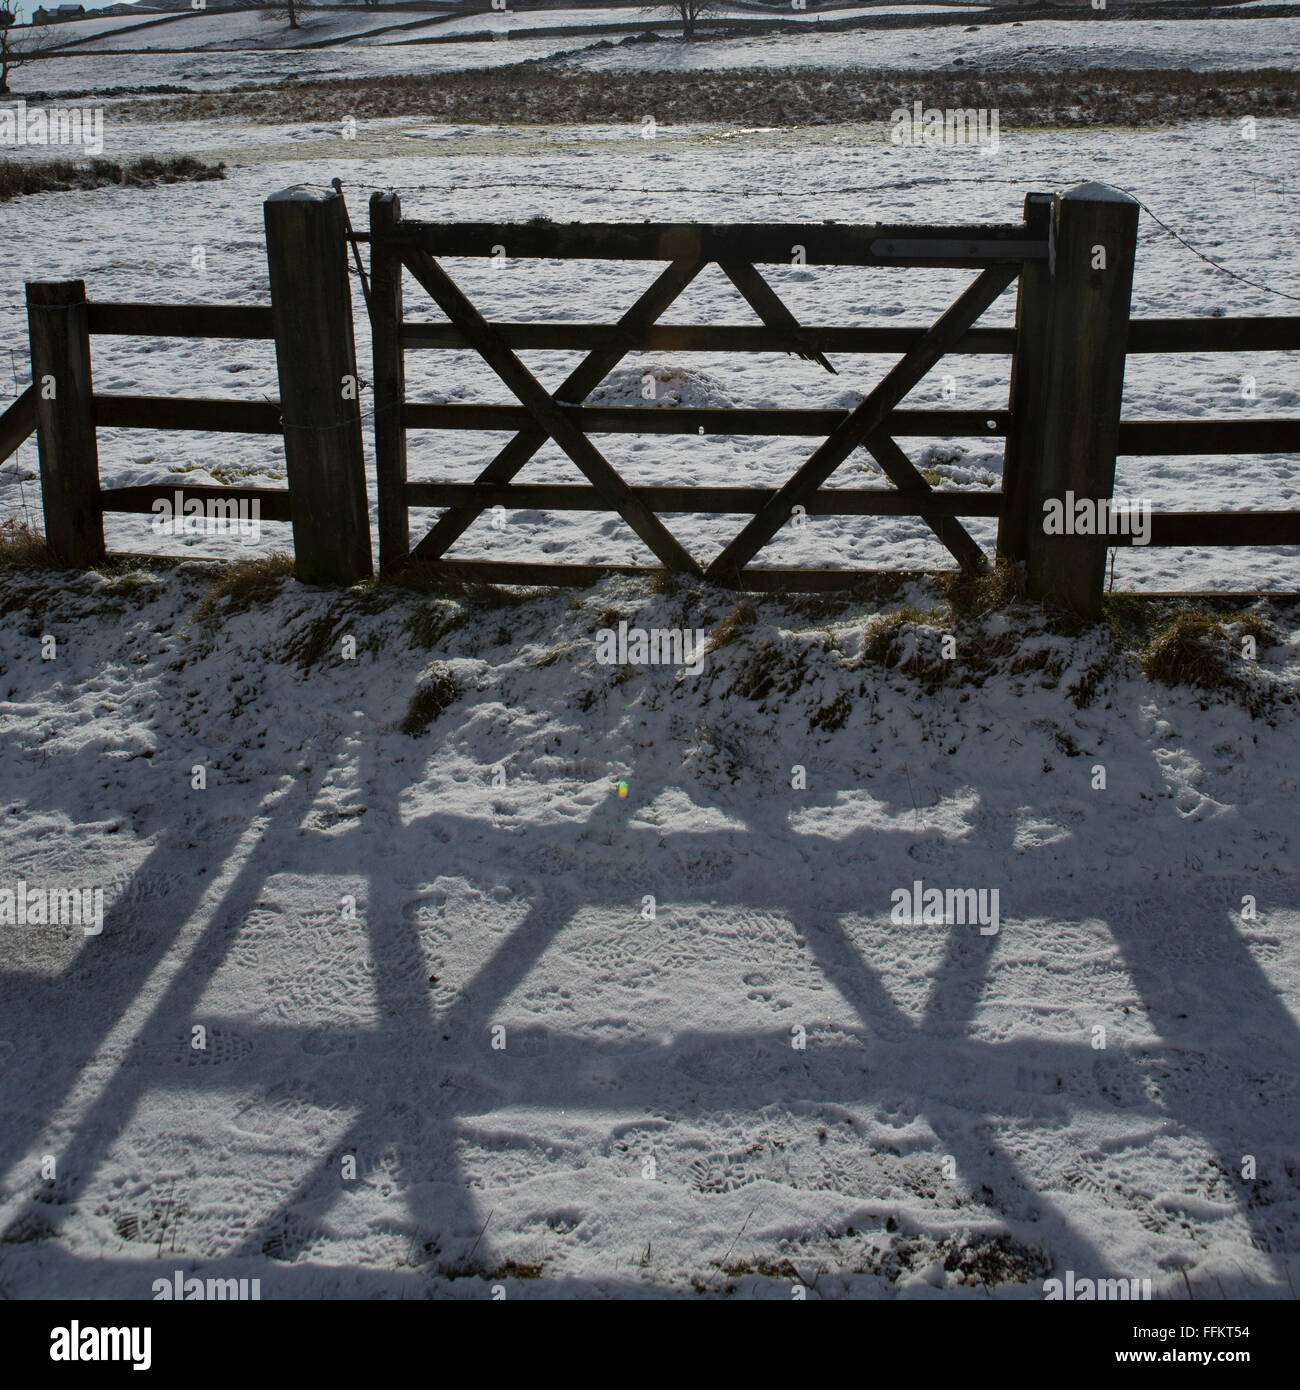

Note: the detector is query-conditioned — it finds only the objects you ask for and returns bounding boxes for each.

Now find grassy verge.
[0,154,226,202]
[115,67,1300,128]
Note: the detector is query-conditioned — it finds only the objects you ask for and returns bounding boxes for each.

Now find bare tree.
[652,1,720,40]
[260,0,314,31]
[1,2,62,96]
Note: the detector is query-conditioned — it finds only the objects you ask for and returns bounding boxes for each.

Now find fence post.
[997,192,1052,571]
[369,192,408,572]
[1024,182,1139,617]
[26,280,105,567]
[264,186,373,586]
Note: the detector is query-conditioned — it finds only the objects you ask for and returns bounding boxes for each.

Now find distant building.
[33,4,88,22]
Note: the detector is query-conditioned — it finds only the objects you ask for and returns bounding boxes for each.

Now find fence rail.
[1,182,1296,615]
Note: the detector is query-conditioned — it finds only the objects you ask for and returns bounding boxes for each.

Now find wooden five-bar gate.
[2,181,1298,616]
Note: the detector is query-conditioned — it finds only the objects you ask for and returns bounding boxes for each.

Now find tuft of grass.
[401,664,459,736]
[715,1257,801,1280]
[383,563,543,611]
[407,603,467,651]
[1137,610,1284,716]
[708,601,758,651]
[860,604,948,667]
[486,1258,545,1280]
[939,557,1027,617]
[0,154,226,202]
[195,552,293,623]
[0,518,53,571]
[1140,614,1241,690]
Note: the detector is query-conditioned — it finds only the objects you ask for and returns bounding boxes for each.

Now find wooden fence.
[2,182,1297,616]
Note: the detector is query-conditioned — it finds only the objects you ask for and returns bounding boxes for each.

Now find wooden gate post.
[369,192,408,572]
[264,186,373,585]
[997,192,1052,570]
[26,280,105,567]
[1024,182,1139,617]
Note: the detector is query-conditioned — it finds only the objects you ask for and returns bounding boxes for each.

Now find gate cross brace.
[705,264,1017,585]
[410,256,707,565]
[400,247,703,576]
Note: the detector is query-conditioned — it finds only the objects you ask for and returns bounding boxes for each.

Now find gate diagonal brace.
[410,257,707,564]
[719,260,837,374]
[400,248,703,576]
[863,430,986,574]
[706,264,1017,586]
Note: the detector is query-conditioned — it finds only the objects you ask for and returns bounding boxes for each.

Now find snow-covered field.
[2,12,1300,1302]
[565,16,1300,75]
[16,13,1300,94]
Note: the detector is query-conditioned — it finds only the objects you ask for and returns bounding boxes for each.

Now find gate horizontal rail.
[382,219,1049,267]
[402,405,1010,438]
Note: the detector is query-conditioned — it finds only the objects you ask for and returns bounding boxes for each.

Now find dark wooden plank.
[402,318,1300,356]
[401,322,1019,355]
[863,432,986,573]
[997,192,1053,568]
[100,484,294,523]
[403,404,1009,437]
[404,483,1004,517]
[0,384,36,464]
[1024,184,1140,617]
[390,220,1043,267]
[718,260,835,373]
[1117,419,1300,454]
[1126,317,1300,354]
[27,281,105,567]
[869,238,1047,262]
[87,303,275,340]
[705,263,1019,585]
[1120,512,1300,547]
[398,558,653,587]
[265,187,373,585]
[396,558,957,592]
[400,247,703,576]
[92,395,283,434]
[371,192,409,571]
[410,256,707,564]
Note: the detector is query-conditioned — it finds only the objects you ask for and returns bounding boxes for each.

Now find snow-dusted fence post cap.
[1063,182,1137,205]
[263,189,373,586]
[266,185,338,204]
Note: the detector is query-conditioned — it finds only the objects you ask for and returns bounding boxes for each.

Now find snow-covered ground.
[0,520,1298,1297]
